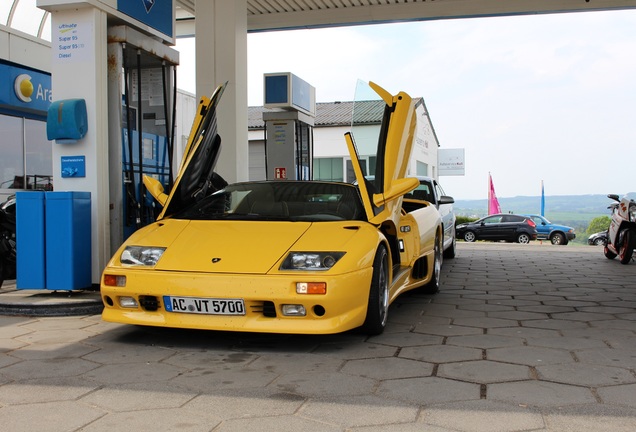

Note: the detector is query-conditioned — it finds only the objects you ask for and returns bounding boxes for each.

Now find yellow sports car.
[101,81,442,335]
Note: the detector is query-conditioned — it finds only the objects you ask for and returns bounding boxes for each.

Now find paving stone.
[0,400,106,432]
[552,312,617,321]
[378,377,480,405]
[487,345,575,366]
[456,303,515,312]
[87,362,186,385]
[342,356,434,380]
[162,349,259,370]
[412,324,483,337]
[367,331,443,347]
[520,319,589,330]
[0,357,100,380]
[574,347,636,369]
[312,341,398,359]
[184,388,305,419]
[438,360,531,383]
[446,334,524,349]
[543,404,636,432]
[79,407,221,432]
[525,336,608,350]
[170,367,279,391]
[0,376,98,405]
[451,316,519,329]
[421,399,545,432]
[81,381,195,411]
[536,363,636,386]
[589,319,636,331]
[597,383,636,409]
[301,394,419,428]
[8,341,99,360]
[399,344,482,364]
[488,380,597,407]
[488,326,561,340]
[272,371,376,397]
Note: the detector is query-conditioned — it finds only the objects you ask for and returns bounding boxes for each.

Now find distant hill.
[453,193,636,221]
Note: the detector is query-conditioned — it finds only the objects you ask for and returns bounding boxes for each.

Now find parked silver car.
[403,176,456,258]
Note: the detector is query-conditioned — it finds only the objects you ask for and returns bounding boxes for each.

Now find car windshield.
[173,181,365,222]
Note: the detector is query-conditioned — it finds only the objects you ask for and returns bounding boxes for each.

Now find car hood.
[117,219,369,275]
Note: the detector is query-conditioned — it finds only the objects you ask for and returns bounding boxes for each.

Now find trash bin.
[16,191,46,290]
[45,191,91,290]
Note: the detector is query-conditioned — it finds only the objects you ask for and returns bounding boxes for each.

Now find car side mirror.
[143,175,168,207]
[439,195,454,205]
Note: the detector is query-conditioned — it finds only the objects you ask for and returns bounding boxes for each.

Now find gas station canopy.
[175,0,636,35]
[5,0,636,42]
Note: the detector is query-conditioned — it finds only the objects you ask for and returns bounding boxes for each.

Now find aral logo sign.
[0,61,52,118]
[14,72,52,104]
[14,74,34,102]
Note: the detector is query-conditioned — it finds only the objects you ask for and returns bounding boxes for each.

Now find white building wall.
[0,24,51,70]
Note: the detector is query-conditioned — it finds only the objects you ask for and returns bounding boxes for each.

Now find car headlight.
[120,246,166,267]
[281,252,345,271]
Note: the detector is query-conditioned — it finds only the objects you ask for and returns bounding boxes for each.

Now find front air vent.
[412,256,428,280]
[139,295,160,311]
[250,301,277,318]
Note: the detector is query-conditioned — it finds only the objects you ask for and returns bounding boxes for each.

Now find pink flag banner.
[488,173,502,215]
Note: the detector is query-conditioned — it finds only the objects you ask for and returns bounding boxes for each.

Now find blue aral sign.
[0,60,52,120]
[117,0,173,38]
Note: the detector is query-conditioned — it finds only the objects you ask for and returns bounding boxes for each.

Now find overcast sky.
[176,9,636,200]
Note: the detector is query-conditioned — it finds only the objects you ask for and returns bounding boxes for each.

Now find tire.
[517,233,531,244]
[550,233,566,245]
[604,245,617,259]
[422,234,443,295]
[0,260,3,289]
[618,229,634,264]
[594,238,606,246]
[361,245,390,335]
[463,231,476,242]
[443,235,456,259]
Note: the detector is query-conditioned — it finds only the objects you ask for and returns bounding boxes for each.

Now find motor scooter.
[604,194,636,264]
[0,195,16,288]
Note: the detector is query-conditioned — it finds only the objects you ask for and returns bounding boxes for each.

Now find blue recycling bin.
[45,191,91,290]
[16,191,46,290]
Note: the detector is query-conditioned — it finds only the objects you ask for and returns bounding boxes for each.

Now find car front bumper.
[101,266,374,335]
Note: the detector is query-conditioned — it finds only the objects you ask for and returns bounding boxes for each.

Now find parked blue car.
[524,214,576,245]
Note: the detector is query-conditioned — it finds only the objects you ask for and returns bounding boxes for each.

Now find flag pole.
[540,180,545,216]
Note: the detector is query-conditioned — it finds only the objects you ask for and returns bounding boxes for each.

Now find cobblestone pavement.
[0,242,635,431]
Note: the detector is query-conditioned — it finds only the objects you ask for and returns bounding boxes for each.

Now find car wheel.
[604,244,617,259]
[619,229,634,264]
[0,260,3,288]
[362,245,389,335]
[517,233,531,244]
[463,231,476,242]
[594,238,606,246]
[443,234,456,259]
[422,234,443,295]
[550,233,566,245]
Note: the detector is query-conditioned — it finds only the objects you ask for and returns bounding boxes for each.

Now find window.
[416,161,428,176]
[314,158,343,182]
[0,114,51,192]
[0,115,24,190]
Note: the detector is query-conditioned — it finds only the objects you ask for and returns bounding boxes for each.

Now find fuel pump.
[107,26,179,250]
[262,73,315,180]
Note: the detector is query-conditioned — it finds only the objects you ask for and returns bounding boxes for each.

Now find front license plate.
[163,296,246,315]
